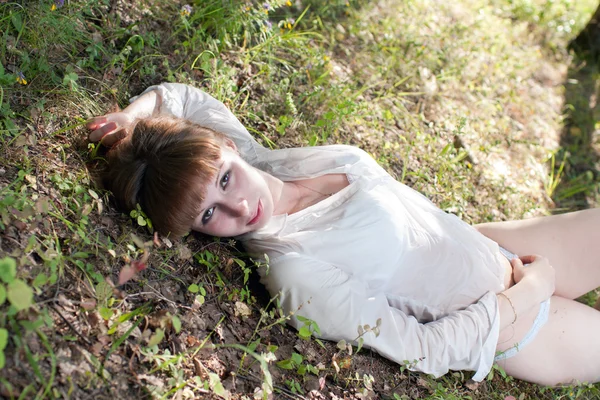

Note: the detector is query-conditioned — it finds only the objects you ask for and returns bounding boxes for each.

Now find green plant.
[130,203,153,230]
[0,328,7,369]
[309,98,358,145]
[188,282,207,305]
[296,315,323,343]
[0,256,33,315]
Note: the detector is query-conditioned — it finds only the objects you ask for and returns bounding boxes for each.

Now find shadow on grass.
[553,17,600,211]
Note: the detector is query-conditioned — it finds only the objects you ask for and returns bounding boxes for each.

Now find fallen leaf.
[146,310,170,329]
[332,360,340,373]
[130,233,145,249]
[153,231,161,248]
[161,237,173,248]
[98,335,110,345]
[118,252,149,285]
[417,377,429,388]
[234,301,252,318]
[338,356,352,369]
[137,374,165,389]
[132,260,147,272]
[186,335,201,347]
[176,245,192,261]
[118,265,137,285]
[81,298,96,311]
[215,325,224,342]
[91,342,104,357]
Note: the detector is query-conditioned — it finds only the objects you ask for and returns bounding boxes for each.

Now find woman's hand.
[511,255,555,301]
[87,90,161,146]
[87,111,135,146]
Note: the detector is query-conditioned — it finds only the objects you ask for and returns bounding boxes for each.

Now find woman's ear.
[223,138,238,153]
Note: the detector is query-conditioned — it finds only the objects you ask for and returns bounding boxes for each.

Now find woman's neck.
[274,175,350,216]
[277,181,305,215]
[256,169,300,216]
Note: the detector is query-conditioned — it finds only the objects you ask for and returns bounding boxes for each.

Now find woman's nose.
[229,198,249,217]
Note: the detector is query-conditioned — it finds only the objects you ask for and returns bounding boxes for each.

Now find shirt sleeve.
[130,83,269,166]
[261,254,500,381]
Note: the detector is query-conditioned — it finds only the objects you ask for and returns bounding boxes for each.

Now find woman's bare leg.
[476,209,600,299]
[496,295,600,386]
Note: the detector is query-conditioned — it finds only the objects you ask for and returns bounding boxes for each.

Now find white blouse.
[135,83,507,381]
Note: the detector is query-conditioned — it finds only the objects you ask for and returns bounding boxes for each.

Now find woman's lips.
[248,200,262,225]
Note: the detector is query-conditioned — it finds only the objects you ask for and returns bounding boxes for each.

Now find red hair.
[102,116,225,237]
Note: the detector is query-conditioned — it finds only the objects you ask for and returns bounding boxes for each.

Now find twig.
[124,291,194,311]
[2,234,23,248]
[35,283,63,305]
[49,303,92,346]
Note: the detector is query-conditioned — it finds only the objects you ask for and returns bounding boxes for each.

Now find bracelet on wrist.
[498,292,517,324]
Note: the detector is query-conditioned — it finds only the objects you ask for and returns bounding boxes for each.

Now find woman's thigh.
[476,209,600,299]
[495,295,600,386]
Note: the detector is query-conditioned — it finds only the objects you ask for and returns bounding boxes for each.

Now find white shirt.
[137,83,507,381]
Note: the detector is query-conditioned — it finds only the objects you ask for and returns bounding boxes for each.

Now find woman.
[88,83,600,387]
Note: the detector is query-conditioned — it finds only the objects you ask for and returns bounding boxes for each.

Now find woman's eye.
[202,207,214,224]
[220,171,230,189]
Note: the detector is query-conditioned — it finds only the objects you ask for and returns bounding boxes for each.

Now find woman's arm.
[262,254,504,381]
[87,90,161,145]
[88,83,268,164]
[143,83,268,165]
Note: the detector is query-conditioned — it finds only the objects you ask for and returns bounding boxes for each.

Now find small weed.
[130,203,153,231]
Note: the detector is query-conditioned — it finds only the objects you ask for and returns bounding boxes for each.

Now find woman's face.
[191,145,275,237]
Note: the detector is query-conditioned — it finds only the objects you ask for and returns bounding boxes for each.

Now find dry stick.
[49,303,92,346]
[124,291,195,312]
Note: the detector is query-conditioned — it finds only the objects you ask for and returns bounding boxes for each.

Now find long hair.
[102,116,225,237]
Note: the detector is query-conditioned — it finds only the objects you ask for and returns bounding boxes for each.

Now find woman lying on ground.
[88,83,600,387]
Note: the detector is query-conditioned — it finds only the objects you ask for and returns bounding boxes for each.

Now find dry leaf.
[186,335,201,347]
[464,380,480,391]
[176,244,192,261]
[118,265,137,285]
[319,377,326,390]
[153,231,161,248]
[81,298,96,311]
[91,342,104,357]
[117,251,148,285]
[332,360,340,373]
[234,301,252,318]
[338,357,352,369]
[417,377,429,388]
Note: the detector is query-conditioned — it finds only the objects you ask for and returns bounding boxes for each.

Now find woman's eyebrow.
[198,161,225,214]
[198,160,226,214]
[214,160,225,188]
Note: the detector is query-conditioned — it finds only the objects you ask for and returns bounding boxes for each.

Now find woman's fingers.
[510,257,523,268]
[511,254,555,297]
[101,127,126,146]
[519,254,541,265]
[86,116,107,130]
[511,257,526,283]
[87,112,134,146]
[89,121,118,142]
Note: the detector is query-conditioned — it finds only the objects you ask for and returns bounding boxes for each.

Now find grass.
[1,0,600,398]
